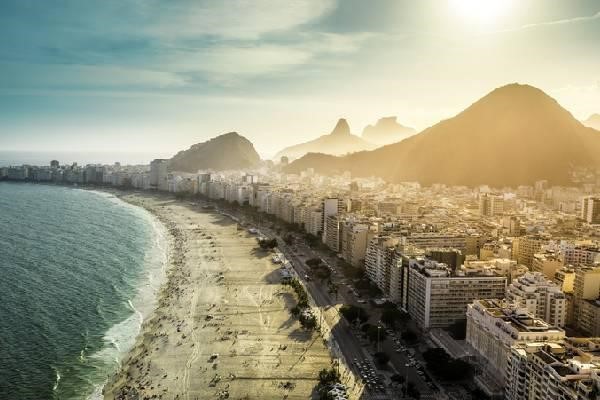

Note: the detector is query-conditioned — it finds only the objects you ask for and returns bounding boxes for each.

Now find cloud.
[136,0,337,40]
[496,10,600,34]
[0,63,187,90]
[167,45,312,83]
[1,0,376,88]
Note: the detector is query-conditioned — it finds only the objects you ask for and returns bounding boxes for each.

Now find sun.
[448,0,513,24]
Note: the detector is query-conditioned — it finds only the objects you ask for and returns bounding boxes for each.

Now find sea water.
[0,182,167,399]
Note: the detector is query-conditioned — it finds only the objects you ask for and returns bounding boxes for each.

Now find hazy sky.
[1,0,599,159]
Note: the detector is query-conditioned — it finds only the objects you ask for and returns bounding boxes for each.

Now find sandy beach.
[103,191,333,400]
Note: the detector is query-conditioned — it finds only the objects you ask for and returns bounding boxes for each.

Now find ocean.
[0,182,167,399]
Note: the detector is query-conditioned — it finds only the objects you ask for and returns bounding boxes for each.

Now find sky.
[1,0,599,159]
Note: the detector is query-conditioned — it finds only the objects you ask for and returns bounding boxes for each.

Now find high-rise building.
[365,236,400,300]
[324,215,341,252]
[577,299,600,336]
[506,272,567,327]
[407,259,506,329]
[321,197,344,243]
[150,159,169,191]
[515,235,548,267]
[531,252,563,280]
[581,196,600,224]
[466,299,565,385]
[479,193,505,217]
[402,232,468,252]
[505,339,600,400]
[340,221,374,267]
[554,267,576,294]
[572,266,600,332]
[560,243,600,266]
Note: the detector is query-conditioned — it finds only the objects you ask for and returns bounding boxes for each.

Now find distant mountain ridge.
[583,113,600,131]
[273,118,376,160]
[362,117,416,145]
[169,132,260,172]
[285,84,600,187]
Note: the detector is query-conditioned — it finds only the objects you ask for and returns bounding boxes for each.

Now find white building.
[466,299,566,384]
[506,339,600,400]
[506,272,567,327]
[150,159,169,191]
[407,259,507,329]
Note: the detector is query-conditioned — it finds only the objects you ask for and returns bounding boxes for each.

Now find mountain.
[285,84,600,187]
[583,114,600,131]
[362,117,416,145]
[169,132,261,172]
[273,118,376,160]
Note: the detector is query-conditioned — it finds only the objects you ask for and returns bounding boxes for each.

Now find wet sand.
[103,192,333,400]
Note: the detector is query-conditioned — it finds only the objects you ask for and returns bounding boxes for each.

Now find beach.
[103,191,333,400]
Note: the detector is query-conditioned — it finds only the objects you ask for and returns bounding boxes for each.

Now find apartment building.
[340,221,373,267]
[560,243,600,266]
[479,193,504,217]
[515,235,549,267]
[324,215,341,252]
[554,267,576,294]
[531,251,563,280]
[407,259,506,329]
[149,159,169,191]
[578,299,600,336]
[505,339,600,400]
[402,232,468,252]
[466,299,565,384]
[364,236,400,301]
[573,266,600,333]
[305,208,323,237]
[581,196,600,224]
[506,272,567,327]
[321,197,345,244]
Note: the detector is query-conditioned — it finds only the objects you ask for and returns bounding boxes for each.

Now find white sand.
[103,192,333,400]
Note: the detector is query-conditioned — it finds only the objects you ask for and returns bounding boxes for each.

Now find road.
[217,207,440,399]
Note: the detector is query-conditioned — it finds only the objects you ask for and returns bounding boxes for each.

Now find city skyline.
[1,0,600,157]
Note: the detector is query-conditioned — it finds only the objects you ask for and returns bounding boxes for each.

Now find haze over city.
[3,2,600,400]
[1,0,600,157]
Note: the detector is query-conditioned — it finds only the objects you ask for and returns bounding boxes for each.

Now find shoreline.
[92,188,170,400]
[99,189,334,399]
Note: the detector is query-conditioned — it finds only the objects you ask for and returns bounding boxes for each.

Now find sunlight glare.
[449,0,513,24]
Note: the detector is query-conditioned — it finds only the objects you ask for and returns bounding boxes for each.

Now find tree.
[283,234,294,245]
[304,233,320,248]
[314,266,331,280]
[258,238,278,250]
[366,325,387,343]
[406,381,420,399]
[328,282,338,300]
[318,368,339,385]
[300,314,317,330]
[401,329,418,343]
[340,305,368,323]
[381,307,408,328]
[422,348,472,381]
[390,374,405,385]
[373,351,390,365]
[306,258,323,268]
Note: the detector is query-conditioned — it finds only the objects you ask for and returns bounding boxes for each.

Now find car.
[357,299,367,304]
